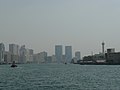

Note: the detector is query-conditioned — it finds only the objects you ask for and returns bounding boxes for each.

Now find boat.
[65,62,67,64]
[11,61,17,67]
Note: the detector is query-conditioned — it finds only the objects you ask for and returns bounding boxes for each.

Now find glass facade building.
[65,46,72,63]
[55,45,63,63]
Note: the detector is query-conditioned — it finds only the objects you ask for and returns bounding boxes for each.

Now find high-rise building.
[9,44,19,55]
[0,43,5,63]
[40,51,47,63]
[19,45,26,63]
[65,46,72,63]
[9,44,19,63]
[34,51,47,63]
[55,45,63,63]
[47,56,52,63]
[29,49,34,55]
[26,49,34,63]
[51,55,57,63]
[4,51,12,64]
[75,51,81,60]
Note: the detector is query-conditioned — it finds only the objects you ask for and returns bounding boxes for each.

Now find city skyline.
[1,0,120,57]
[0,42,81,64]
[3,43,77,56]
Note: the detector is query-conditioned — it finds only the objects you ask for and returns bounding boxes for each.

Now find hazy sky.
[1,0,120,57]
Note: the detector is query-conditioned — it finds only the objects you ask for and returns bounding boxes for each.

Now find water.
[0,64,120,90]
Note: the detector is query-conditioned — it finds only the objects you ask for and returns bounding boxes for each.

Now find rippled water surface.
[0,64,120,90]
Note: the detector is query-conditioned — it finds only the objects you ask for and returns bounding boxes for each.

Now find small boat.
[65,62,67,64]
[11,64,17,67]
[11,61,17,67]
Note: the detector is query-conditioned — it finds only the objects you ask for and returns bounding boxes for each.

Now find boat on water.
[11,61,17,67]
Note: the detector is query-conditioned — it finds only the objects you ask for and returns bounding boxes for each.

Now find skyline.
[1,0,120,56]
[0,42,79,64]
[1,42,75,57]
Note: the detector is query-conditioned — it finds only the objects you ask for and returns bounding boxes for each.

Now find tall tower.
[102,42,105,54]
[9,44,19,63]
[55,45,63,63]
[65,46,72,63]
[9,44,19,55]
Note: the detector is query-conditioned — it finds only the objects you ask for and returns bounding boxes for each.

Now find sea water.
[0,64,120,90]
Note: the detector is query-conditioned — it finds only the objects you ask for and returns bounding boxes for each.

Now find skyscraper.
[9,44,19,63]
[65,46,72,63]
[39,51,47,63]
[75,51,81,60]
[9,44,19,55]
[0,43,5,63]
[19,45,26,63]
[55,45,63,63]
[26,49,34,63]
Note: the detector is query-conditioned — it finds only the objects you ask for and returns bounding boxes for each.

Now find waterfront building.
[46,56,52,63]
[33,54,38,63]
[71,57,78,64]
[65,46,72,63]
[106,52,120,64]
[19,45,26,63]
[29,49,34,55]
[9,44,19,63]
[0,43,5,63]
[55,45,63,63]
[51,55,57,63]
[107,48,115,53]
[26,49,34,63]
[62,55,66,63]
[9,44,19,55]
[39,51,47,63]
[4,51,12,64]
[75,51,81,60]
[105,48,120,64]
[36,51,47,63]
[83,55,93,62]
[93,53,106,63]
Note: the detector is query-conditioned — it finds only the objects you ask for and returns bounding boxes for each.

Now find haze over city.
[1,0,120,57]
